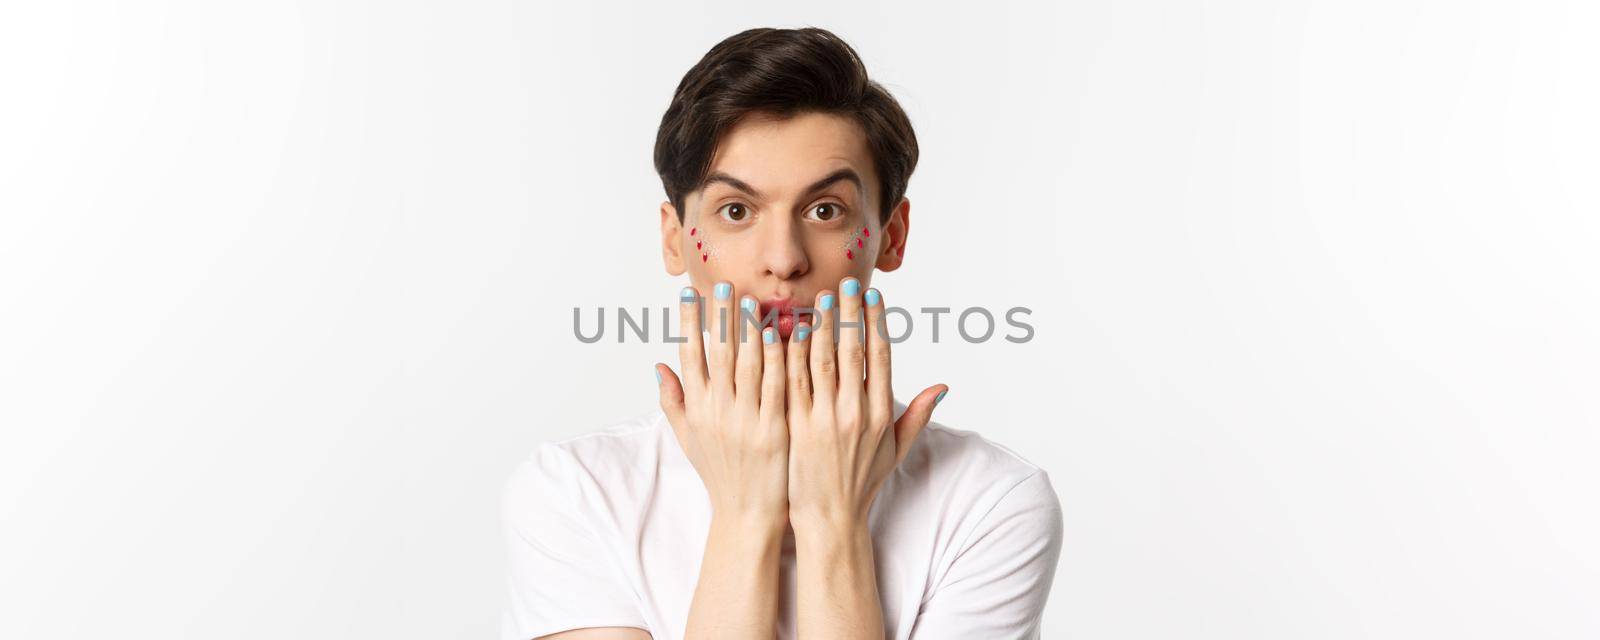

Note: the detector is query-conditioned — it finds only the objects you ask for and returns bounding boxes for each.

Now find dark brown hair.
[653,27,919,226]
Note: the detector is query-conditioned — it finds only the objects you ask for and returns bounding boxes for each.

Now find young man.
[501,27,1063,640]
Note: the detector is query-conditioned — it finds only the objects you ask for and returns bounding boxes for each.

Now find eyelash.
[716,201,849,224]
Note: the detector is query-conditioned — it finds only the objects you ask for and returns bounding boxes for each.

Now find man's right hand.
[655,281,790,526]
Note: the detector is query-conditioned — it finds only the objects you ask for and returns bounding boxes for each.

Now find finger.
[734,295,763,410]
[893,384,947,466]
[863,287,893,429]
[677,285,708,395]
[707,281,736,400]
[787,321,813,418]
[759,326,786,423]
[655,362,691,452]
[809,289,838,409]
[836,276,865,413]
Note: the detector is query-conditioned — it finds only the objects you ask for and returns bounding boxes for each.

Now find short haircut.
[654,27,919,226]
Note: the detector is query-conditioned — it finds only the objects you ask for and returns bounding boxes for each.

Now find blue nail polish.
[819,294,835,310]
[864,288,881,306]
[763,328,776,344]
[796,325,811,341]
[742,297,757,312]
[680,286,696,301]
[934,389,947,406]
[714,282,731,300]
[655,370,662,384]
[842,278,861,297]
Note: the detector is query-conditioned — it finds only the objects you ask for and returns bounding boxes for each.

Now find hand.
[784,277,946,527]
[656,281,790,524]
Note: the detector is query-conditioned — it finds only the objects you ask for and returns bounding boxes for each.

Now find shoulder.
[897,419,1066,634]
[901,417,1059,505]
[886,413,1063,551]
[509,407,664,475]
[501,408,668,525]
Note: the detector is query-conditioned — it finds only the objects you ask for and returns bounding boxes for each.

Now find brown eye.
[718,203,749,223]
[808,203,842,222]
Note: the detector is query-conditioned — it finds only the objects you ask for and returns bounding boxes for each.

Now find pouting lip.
[759,298,813,323]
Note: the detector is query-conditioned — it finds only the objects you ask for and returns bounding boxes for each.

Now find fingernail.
[796,325,811,341]
[680,286,696,302]
[819,294,835,310]
[714,282,732,300]
[742,297,757,313]
[842,278,861,297]
[934,389,947,406]
[763,328,776,344]
[655,369,662,385]
[864,288,881,306]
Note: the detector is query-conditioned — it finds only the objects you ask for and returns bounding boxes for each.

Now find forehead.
[702,111,875,201]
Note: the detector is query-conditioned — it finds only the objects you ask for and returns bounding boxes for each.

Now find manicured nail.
[655,369,662,385]
[763,328,776,344]
[741,297,757,312]
[680,286,696,302]
[842,278,861,297]
[934,389,947,406]
[864,288,881,306]
[819,294,835,310]
[714,282,732,300]
[796,325,811,341]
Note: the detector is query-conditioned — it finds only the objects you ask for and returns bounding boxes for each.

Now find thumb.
[655,363,690,449]
[893,384,947,466]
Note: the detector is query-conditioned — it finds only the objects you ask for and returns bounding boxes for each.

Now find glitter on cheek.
[690,222,723,263]
[841,225,872,260]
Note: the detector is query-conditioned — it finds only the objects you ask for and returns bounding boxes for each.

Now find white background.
[3,1,1597,638]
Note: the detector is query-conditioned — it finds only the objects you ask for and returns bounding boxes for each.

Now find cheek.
[840,224,872,261]
[688,224,721,264]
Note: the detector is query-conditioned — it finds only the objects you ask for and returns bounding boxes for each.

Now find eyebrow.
[702,168,864,203]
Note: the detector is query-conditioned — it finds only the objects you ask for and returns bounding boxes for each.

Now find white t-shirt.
[500,397,1064,640]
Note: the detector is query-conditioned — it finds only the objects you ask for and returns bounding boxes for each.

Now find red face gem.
[690,227,697,236]
[857,238,864,248]
[696,241,702,249]
[863,228,870,237]
[846,249,854,260]
[702,254,708,262]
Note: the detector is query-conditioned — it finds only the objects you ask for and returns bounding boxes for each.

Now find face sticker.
[842,225,871,260]
[689,221,723,263]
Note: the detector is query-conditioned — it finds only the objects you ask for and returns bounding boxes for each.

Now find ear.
[874,196,911,272]
[661,201,687,276]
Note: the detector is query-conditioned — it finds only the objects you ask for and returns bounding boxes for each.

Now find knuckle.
[816,357,837,378]
[754,438,784,458]
[843,345,866,368]
[868,340,890,360]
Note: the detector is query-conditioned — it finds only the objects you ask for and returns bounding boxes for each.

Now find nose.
[761,212,809,280]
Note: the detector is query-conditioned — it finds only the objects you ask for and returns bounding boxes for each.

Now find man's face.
[660,110,909,340]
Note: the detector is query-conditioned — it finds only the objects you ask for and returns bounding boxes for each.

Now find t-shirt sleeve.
[500,444,649,640]
[909,470,1065,639]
